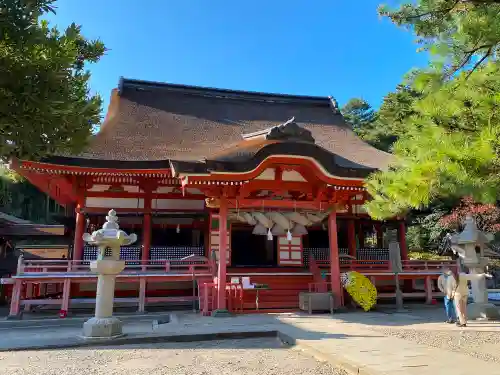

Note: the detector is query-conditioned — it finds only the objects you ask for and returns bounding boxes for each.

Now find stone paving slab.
[0,312,170,328]
[0,314,279,351]
[276,314,500,375]
[1,311,500,375]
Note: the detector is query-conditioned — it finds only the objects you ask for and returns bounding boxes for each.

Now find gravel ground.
[373,327,500,363]
[0,338,347,375]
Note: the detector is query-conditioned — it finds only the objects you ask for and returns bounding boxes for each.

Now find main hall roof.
[41,78,392,171]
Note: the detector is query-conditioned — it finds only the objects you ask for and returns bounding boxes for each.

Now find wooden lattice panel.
[209,213,231,265]
[278,236,303,266]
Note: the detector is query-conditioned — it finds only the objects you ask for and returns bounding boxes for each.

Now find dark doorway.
[303,221,347,249]
[151,228,204,247]
[231,227,277,267]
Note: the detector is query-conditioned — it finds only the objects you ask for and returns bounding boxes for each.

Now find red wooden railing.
[17,257,214,276]
[198,282,243,316]
[310,258,456,273]
[308,282,331,293]
[400,260,458,272]
[308,255,328,292]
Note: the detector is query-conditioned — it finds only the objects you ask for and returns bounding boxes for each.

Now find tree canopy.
[1,164,55,223]
[341,98,376,133]
[0,0,105,161]
[365,61,500,219]
[362,0,500,230]
[379,0,500,76]
[439,196,500,233]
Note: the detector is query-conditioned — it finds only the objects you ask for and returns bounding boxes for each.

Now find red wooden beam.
[225,198,337,210]
[328,211,343,308]
[20,171,75,205]
[85,191,204,200]
[275,167,283,181]
[82,207,204,213]
[182,156,365,187]
[88,176,180,187]
[234,180,318,199]
[19,160,173,177]
[217,199,229,310]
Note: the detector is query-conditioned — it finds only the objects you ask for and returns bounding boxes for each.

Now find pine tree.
[379,0,500,76]
[365,62,500,219]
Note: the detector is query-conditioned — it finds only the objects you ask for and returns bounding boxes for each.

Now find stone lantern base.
[467,302,500,320]
[82,317,124,339]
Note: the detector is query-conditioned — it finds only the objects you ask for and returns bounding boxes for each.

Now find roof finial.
[265,117,315,143]
[118,77,125,95]
[283,117,295,126]
[330,97,338,108]
[329,96,340,114]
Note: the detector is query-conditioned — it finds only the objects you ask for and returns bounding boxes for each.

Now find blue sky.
[47,0,427,114]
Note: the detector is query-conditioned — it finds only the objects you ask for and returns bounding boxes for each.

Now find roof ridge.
[118,77,335,106]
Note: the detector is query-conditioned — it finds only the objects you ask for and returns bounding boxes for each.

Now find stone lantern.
[82,209,137,338]
[450,215,499,320]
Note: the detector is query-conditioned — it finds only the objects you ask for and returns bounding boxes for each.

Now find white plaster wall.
[255,168,275,180]
[282,170,306,181]
[155,186,175,193]
[86,197,144,208]
[87,184,110,192]
[87,185,142,193]
[152,199,204,210]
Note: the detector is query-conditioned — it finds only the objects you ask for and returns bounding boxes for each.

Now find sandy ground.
[373,327,500,363]
[0,338,347,375]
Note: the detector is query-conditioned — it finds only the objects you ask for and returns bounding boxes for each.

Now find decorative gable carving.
[265,117,315,143]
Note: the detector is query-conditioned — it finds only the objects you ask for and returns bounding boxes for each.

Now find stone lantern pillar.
[450,216,499,320]
[82,209,137,338]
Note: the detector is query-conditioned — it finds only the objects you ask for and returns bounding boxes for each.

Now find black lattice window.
[303,248,349,267]
[303,247,389,266]
[83,246,141,265]
[149,246,205,265]
[357,248,389,263]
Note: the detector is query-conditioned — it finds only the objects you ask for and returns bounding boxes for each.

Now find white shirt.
[437,272,457,299]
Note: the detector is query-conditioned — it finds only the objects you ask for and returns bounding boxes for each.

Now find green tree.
[365,62,500,219]
[366,83,423,152]
[1,165,56,223]
[0,0,105,161]
[343,72,423,153]
[341,98,376,134]
[379,0,500,76]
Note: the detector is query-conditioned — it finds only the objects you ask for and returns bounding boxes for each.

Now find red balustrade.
[16,258,214,276]
[308,258,456,274]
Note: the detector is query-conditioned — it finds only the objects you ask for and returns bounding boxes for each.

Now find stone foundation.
[467,302,500,320]
[82,317,124,339]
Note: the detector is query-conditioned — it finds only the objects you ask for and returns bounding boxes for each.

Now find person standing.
[452,269,492,328]
[437,268,457,323]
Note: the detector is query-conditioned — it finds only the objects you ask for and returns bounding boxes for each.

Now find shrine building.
[7,79,425,315]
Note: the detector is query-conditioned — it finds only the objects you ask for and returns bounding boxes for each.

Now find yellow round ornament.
[340,271,377,311]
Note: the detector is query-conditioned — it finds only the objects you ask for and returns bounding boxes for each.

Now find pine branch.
[465,48,492,78]
[406,0,460,20]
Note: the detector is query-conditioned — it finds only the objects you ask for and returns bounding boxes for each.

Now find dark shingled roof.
[43,78,392,171]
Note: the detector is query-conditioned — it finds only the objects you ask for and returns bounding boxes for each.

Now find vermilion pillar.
[142,214,151,263]
[217,199,228,310]
[347,219,356,258]
[328,211,343,307]
[73,205,85,261]
[142,194,152,263]
[398,221,408,260]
